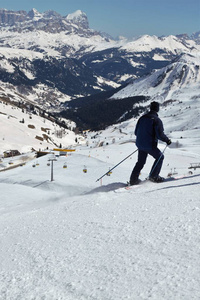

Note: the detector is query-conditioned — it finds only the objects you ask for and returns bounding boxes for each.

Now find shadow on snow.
[85,182,127,194]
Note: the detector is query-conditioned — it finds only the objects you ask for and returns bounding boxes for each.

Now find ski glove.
[167,139,172,145]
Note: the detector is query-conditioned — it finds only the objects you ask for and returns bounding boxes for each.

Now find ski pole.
[147,144,168,179]
[96,149,138,182]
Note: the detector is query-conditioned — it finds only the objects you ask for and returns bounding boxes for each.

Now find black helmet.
[150,101,160,112]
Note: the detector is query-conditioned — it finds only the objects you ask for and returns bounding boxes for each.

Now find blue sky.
[1,0,200,38]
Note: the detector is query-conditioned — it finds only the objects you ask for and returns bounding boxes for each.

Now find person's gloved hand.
[167,139,172,145]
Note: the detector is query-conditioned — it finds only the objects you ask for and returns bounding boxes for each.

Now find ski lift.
[63,162,67,169]
[83,165,87,173]
[48,154,57,182]
[188,163,200,170]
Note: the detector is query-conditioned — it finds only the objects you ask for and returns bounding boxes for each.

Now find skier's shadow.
[158,181,200,191]
[85,182,127,194]
[155,173,200,191]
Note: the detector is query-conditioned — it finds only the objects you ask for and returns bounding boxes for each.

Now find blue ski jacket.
[135,110,169,150]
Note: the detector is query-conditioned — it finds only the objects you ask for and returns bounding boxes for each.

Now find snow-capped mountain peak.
[66,10,86,20]
[27,8,43,20]
[66,10,89,29]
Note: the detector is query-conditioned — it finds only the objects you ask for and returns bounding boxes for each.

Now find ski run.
[0,134,200,300]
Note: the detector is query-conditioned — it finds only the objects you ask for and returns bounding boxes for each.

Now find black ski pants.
[130,148,164,181]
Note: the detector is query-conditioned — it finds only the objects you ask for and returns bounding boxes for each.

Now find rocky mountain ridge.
[0,8,90,33]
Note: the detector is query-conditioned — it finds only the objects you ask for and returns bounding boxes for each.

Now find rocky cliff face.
[0,9,28,24]
[0,8,90,33]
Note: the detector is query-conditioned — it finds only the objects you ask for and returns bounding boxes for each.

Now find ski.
[114,180,147,193]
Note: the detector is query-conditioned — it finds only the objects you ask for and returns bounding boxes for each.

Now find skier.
[130,101,171,185]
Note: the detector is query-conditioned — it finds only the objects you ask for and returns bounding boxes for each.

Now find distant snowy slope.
[111,52,200,102]
[0,30,117,58]
[109,52,200,137]
[120,35,200,54]
[0,99,81,154]
[0,47,43,60]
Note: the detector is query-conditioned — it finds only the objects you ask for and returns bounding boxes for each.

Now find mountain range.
[0,8,200,130]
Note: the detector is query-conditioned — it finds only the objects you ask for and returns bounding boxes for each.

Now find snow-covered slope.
[111,52,200,101]
[0,99,81,154]
[0,122,200,299]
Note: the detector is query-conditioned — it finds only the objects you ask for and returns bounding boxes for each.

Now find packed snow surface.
[0,122,200,299]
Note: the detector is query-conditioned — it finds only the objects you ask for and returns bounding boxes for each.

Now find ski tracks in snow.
[0,172,200,299]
